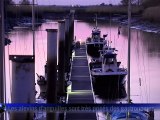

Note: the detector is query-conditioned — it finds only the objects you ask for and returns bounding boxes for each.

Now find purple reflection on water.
[5,19,160,119]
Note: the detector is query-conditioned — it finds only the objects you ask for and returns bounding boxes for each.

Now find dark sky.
[15,0,121,5]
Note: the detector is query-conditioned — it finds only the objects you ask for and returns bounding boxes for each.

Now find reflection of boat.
[90,45,127,98]
[86,28,106,57]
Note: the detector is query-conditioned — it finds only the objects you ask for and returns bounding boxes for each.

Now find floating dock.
[66,44,97,120]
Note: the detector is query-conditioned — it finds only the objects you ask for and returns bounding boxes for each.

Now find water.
[5,19,160,119]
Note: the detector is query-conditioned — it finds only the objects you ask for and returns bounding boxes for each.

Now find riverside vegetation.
[6,4,160,23]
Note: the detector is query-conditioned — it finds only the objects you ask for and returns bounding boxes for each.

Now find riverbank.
[5,4,160,34]
[142,6,160,23]
[5,15,160,36]
[112,15,160,34]
[6,5,143,16]
[5,17,44,33]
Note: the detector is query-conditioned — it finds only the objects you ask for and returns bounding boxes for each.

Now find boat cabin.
[102,52,118,72]
[92,28,101,40]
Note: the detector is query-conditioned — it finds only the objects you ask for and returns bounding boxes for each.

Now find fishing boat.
[111,111,149,120]
[90,45,127,98]
[110,102,154,120]
[86,28,107,57]
[86,15,107,58]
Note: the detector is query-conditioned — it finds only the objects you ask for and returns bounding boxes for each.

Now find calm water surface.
[5,20,160,119]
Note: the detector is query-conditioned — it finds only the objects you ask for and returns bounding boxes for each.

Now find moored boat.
[111,111,149,120]
[86,28,106,57]
[90,46,127,98]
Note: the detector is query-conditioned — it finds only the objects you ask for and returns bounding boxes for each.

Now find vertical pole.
[69,10,75,57]
[69,15,72,57]
[58,21,66,95]
[9,55,35,120]
[65,11,75,74]
[65,17,70,73]
[32,0,35,56]
[127,0,131,104]
[0,0,4,119]
[46,29,58,120]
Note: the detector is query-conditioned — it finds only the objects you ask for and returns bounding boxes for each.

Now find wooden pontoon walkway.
[66,44,97,120]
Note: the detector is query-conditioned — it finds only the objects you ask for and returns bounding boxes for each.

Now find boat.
[89,45,121,70]
[110,103,154,120]
[111,111,149,120]
[86,28,107,58]
[86,15,107,58]
[90,45,127,98]
[86,27,107,58]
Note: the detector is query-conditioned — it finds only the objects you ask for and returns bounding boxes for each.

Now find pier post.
[69,10,75,56]
[9,55,35,120]
[65,17,70,73]
[58,21,66,96]
[46,29,58,120]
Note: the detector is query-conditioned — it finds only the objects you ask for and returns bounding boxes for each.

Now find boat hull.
[86,43,103,57]
[92,74,126,99]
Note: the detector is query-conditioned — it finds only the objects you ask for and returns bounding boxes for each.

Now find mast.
[127,0,131,104]
[0,0,4,119]
[32,0,35,56]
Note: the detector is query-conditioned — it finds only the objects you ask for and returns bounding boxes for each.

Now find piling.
[57,21,66,120]
[65,11,75,74]
[65,17,70,73]
[58,21,66,96]
[46,29,58,120]
[69,10,75,56]
[9,55,35,120]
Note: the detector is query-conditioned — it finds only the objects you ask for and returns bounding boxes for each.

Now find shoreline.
[5,15,160,35]
[112,15,160,34]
